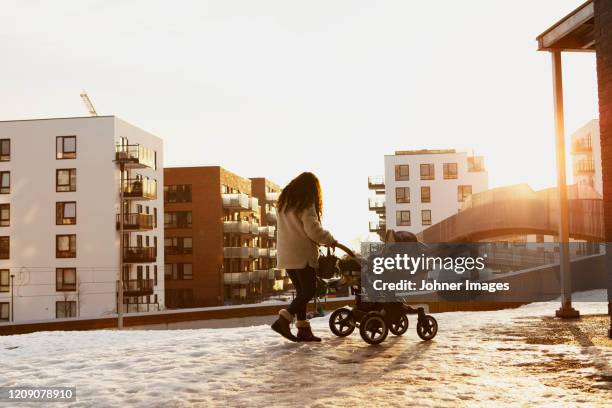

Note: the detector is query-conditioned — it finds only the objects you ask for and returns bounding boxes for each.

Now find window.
[0,204,9,227]
[164,263,192,280]
[154,265,158,286]
[443,163,458,179]
[396,210,411,226]
[164,211,192,228]
[164,184,192,203]
[421,186,431,203]
[0,139,10,161]
[0,303,9,321]
[0,172,9,194]
[183,264,193,280]
[56,202,76,225]
[395,165,409,181]
[395,187,410,203]
[56,169,76,192]
[422,210,432,226]
[458,185,472,202]
[420,164,434,180]
[56,301,77,318]
[0,237,8,259]
[153,208,158,228]
[0,270,9,292]
[56,234,76,258]
[56,268,77,291]
[183,237,193,253]
[164,237,193,255]
[56,136,77,159]
[165,263,175,279]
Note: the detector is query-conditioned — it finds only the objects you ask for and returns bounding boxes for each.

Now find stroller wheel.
[329,308,355,337]
[389,314,409,336]
[359,312,389,345]
[416,315,438,341]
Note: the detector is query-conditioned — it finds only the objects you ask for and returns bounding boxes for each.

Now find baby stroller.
[321,233,438,345]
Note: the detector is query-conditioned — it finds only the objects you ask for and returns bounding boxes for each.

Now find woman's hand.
[326,240,338,248]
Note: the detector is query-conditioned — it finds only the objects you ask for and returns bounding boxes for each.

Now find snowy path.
[0,297,610,407]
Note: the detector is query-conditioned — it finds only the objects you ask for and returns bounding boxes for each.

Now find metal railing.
[258,225,276,237]
[223,247,260,259]
[123,279,155,296]
[116,213,154,231]
[121,178,157,200]
[368,197,386,211]
[123,247,156,263]
[266,192,280,202]
[223,221,260,235]
[368,176,385,189]
[115,144,156,168]
[573,159,595,174]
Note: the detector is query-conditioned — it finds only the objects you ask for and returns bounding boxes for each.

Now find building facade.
[571,119,602,195]
[163,167,282,308]
[369,149,488,236]
[0,116,164,324]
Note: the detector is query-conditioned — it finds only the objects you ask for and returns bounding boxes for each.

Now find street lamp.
[10,274,14,322]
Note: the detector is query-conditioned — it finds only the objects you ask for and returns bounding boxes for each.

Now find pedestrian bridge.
[419,184,604,243]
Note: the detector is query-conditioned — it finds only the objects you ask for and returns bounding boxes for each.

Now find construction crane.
[80,91,98,116]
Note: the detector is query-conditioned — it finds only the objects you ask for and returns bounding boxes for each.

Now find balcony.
[266,207,277,224]
[571,137,592,153]
[368,176,385,192]
[467,156,486,172]
[224,271,252,285]
[368,197,386,213]
[223,247,260,259]
[123,246,156,263]
[117,213,154,231]
[573,159,595,175]
[223,221,260,235]
[266,192,280,202]
[222,193,259,212]
[123,279,154,296]
[258,225,276,237]
[258,248,277,258]
[369,221,386,233]
[274,269,286,280]
[121,178,157,200]
[115,144,156,169]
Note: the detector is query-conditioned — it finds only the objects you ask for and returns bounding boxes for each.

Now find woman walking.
[271,172,336,342]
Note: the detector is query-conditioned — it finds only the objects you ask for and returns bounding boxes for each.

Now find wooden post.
[551,50,579,318]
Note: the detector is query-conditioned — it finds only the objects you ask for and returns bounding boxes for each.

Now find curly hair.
[278,172,323,219]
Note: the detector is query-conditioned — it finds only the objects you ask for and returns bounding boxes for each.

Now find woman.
[271,172,336,342]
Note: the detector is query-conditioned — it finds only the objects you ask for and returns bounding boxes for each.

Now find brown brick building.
[163,167,282,308]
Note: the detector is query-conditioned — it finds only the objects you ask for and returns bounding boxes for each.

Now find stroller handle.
[333,242,356,259]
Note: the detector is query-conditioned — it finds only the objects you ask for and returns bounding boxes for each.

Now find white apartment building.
[570,119,602,195]
[0,116,164,324]
[369,149,488,236]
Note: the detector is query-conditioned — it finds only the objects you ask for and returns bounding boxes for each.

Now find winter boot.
[271,309,297,342]
[296,320,321,342]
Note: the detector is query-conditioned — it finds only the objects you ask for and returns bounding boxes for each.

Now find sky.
[0,0,600,248]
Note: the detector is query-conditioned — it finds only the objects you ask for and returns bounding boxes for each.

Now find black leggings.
[287,266,316,321]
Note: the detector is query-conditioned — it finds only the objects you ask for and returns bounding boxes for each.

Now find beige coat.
[276,205,336,270]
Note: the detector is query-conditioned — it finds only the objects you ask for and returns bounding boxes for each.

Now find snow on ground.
[0,292,610,408]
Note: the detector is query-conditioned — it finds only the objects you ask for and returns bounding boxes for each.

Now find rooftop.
[536,0,595,52]
[393,149,457,156]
